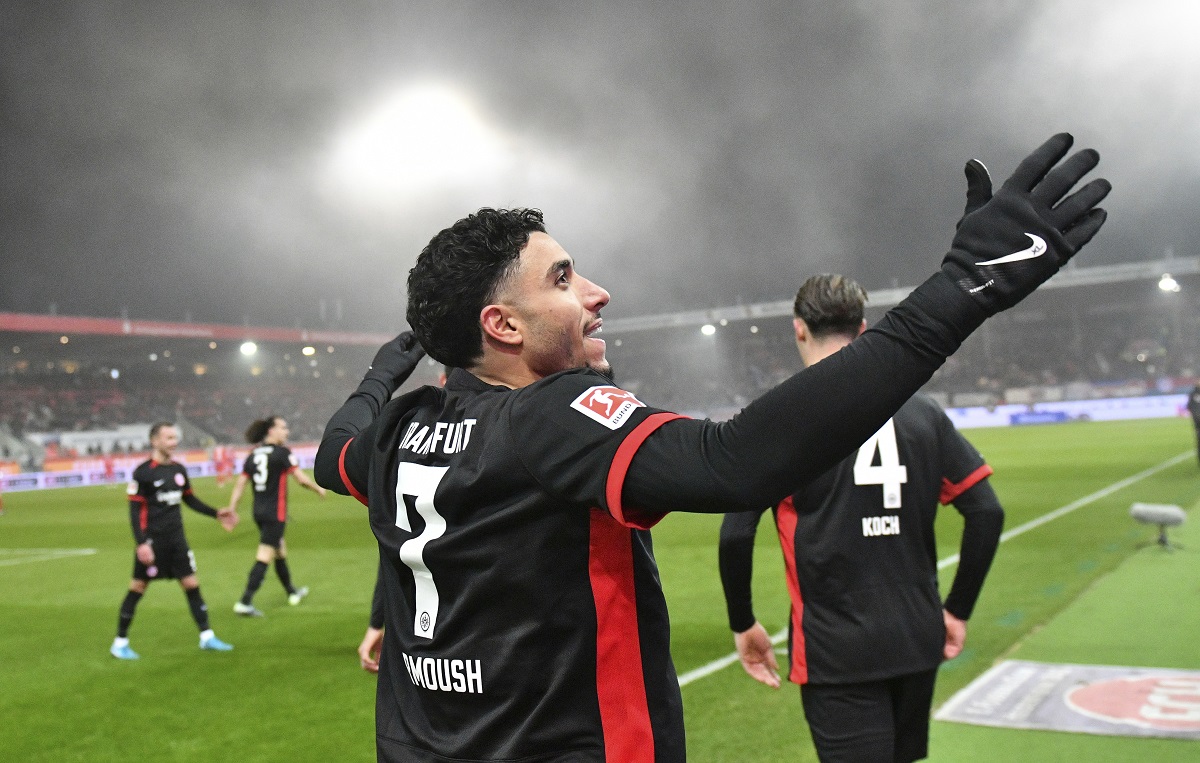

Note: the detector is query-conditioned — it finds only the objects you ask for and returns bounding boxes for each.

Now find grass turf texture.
[1,417,1197,761]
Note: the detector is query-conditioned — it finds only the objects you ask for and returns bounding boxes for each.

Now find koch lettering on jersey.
[400,419,478,456]
[862,515,901,537]
[570,386,645,430]
[401,652,484,694]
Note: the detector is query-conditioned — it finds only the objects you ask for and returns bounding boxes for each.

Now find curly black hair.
[406,208,546,368]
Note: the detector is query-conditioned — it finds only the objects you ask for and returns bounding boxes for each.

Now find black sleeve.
[182,489,219,518]
[943,478,1004,620]
[127,473,149,544]
[623,271,986,513]
[718,508,768,633]
[314,374,395,501]
[369,563,385,630]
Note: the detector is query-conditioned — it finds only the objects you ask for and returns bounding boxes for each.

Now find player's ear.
[480,304,522,349]
[792,318,808,344]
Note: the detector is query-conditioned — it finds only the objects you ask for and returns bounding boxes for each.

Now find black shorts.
[255,517,286,548]
[133,535,197,581]
[800,668,938,763]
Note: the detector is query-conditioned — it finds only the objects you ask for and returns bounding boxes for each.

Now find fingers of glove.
[1001,133,1073,193]
[1031,148,1101,207]
[1059,208,1108,261]
[1049,177,1111,231]
[961,159,993,221]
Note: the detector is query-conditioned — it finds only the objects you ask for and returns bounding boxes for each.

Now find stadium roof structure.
[601,256,1200,335]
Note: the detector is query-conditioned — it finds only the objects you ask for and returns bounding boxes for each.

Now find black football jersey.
[242,444,298,521]
[126,459,200,543]
[333,368,687,763]
[778,394,991,684]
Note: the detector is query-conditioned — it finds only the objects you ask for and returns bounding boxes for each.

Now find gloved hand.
[364,331,427,388]
[941,133,1110,316]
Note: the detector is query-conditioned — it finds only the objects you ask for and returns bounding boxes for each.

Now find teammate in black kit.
[719,274,1005,763]
[110,422,237,659]
[226,416,326,616]
[314,134,1108,762]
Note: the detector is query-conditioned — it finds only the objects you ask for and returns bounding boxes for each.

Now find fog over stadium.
[3,0,1199,332]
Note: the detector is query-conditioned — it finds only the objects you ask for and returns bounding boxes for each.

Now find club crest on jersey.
[570,386,644,430]
[174,472,186,486]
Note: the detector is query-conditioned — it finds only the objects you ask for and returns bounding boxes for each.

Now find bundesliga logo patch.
[570,386,644,430]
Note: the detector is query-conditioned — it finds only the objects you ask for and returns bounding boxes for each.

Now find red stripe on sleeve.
[131,495,149,532]
[939,464,994,505]
[589,509,655,763]
[338,438,369,506]
[604,412,686,530]
[774,497,809,684]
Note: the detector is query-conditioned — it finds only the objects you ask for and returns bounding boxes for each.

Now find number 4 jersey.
[328,368,687,763]
[726,393,996,686]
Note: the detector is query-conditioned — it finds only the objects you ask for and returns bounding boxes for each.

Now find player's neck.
[801,338,853,368]
[152,450,174,463]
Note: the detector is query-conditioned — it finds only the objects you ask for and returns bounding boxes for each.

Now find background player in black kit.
[314,133,1107,762]
[719,274,1005,763]
[226,416,326,616]
[110,422,237,659]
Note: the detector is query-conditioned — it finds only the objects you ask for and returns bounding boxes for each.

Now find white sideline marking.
[0,548,98,567]
[679,450,1193,688]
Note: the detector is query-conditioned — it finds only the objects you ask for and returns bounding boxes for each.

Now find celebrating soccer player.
[315,133,1108,761]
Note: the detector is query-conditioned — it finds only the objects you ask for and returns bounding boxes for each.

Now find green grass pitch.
[1,417,1197,761]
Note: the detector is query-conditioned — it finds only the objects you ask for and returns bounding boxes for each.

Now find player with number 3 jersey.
[226,416,325,615]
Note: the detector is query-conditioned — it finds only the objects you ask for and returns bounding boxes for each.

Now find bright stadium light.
[240,341,258,356]
[1158,273,1181,292]
[330,83,511,200]
[700,324,717,336]
[302,346,316,356]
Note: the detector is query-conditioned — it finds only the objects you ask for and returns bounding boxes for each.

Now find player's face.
[151,426,180,457]
[506,232,611,378]
[268,418,289,444]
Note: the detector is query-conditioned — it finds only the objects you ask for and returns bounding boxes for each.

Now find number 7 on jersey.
[395,462,449,639]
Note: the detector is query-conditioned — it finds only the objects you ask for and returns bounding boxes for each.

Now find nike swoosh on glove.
[365,331,427,387]
[941,132,1111,316]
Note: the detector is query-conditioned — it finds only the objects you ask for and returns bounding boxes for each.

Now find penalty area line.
[678,449,1193,688]
[0,548,99,567]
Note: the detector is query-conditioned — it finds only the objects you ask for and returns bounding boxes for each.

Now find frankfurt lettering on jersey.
[399,419,477,456]
[569,386,645,430]
[401,652,484,694]
[862,515,901,536]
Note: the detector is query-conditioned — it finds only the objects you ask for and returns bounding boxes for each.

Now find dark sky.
[3,1,1199,332]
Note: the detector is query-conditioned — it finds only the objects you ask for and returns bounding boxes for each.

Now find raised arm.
[623,133,1109,514]
[315,332,426,496]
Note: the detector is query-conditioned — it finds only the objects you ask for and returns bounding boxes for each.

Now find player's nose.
[579,275,610,312]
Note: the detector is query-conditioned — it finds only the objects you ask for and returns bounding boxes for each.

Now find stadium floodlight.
[329,83,510,202]
[1130,502,1186,550]
[302,346,316,356]
[700,324,717,336]
[1158,273,1181,292]
[240,341,258,356]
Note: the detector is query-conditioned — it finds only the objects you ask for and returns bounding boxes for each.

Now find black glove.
[941,133,1110,316]
[364,331,426,388]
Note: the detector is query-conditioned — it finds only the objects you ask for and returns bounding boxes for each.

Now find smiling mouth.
[585,321,603,339]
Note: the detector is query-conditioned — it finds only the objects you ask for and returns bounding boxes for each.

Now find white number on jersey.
[252,451,269,491]
[852,418,908,509]
[395,462,450,640]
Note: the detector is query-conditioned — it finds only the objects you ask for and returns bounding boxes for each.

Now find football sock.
[185,587,211,631]
[240,561,268,605]
[274,558,295,594]
[117,590,143,638]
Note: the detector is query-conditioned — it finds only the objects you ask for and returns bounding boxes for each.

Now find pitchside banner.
[936,660,1200,740]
